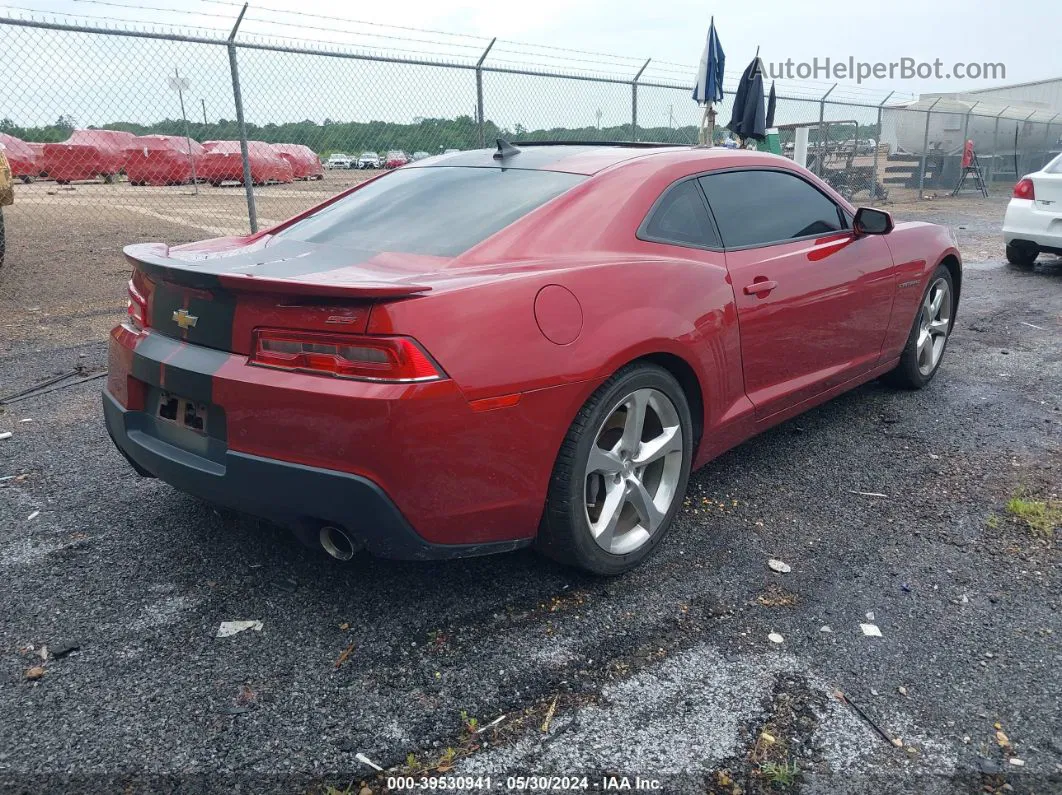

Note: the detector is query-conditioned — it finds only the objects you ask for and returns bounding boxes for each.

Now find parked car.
[200,140,293,186]
[0,146,11,268]
[1003,152,1062,266]
[326,153,353,170]
[384,150,409,168]
[273,144,324,180]
[0,133,39,183]
[126,135,205,186]
[357,151,381,169]
[444,148,461,155]
[42,129,136,183]
[105,143,961,575]
[411,151,431,161]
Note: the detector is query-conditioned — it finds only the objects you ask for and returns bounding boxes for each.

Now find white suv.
[1003,152,1062,266]
[326,153,353,170]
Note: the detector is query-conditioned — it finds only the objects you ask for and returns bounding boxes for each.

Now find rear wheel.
[884,264,954,389]
[537,363,693,575]
[1006,243,1038,267]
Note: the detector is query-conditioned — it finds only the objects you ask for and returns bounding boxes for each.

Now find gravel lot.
[0,189,1059,794]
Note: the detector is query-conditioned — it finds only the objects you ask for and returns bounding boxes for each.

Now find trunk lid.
[126,238,436,354]
[1031,170,1062,206]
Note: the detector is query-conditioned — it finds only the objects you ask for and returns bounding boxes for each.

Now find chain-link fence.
[1,14,1060,249]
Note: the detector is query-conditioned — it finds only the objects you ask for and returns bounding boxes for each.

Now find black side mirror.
[853,207,894,235]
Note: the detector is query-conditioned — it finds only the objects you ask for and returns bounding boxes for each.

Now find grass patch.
[1005,495,1061,536]
[758,759,800,788]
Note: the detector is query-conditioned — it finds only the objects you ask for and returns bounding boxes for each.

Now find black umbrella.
[766,80,777,129]
[728,56,767,142]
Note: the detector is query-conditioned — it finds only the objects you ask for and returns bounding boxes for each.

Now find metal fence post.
[961,101,978,149]
[631,59,650,142]
[1045,113,1060,171]
[1019,110,1036,176]
[227,3,256,233]
[475,38,496,148]
[816,83,837,175]
[918,97,941,195]
[871,91,894,200]
[988,107,1008,186]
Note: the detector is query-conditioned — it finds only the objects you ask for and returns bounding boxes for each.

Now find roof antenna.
[493,138,522,159]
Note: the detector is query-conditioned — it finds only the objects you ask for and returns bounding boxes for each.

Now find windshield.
[274,166,584,257]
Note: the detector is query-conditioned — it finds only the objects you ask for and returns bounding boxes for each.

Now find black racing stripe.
[132,333,229,409]
[136,258,221,291]
[150,280,237,353]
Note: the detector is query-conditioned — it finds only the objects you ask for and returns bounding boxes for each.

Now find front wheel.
[884,264,954,389]
[537,363,693,575]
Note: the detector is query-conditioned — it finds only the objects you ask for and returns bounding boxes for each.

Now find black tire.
[1006,243,1037,267]
[0,207,5,270]
[884,264,955,389]
[536,362,694,575]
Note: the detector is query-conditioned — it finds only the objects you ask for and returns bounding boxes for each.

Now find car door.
[699,168,896,420]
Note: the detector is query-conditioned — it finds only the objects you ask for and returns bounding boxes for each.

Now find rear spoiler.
[124,243,432,299]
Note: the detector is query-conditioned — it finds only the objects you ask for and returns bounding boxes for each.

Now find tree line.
[1,114,879,156]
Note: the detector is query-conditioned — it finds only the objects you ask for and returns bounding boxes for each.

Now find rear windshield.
[1045,153,1062,174]
[275,166,585,256]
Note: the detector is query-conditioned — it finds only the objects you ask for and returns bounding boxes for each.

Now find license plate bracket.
[157,392,208,434]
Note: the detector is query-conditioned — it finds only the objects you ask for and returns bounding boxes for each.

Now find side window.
[699,170,845,248]
[640,180,720,248]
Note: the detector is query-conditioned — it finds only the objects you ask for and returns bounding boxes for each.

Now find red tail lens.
[251,330,443,382]
[1012,178,1035,200]
[126,278,148,331]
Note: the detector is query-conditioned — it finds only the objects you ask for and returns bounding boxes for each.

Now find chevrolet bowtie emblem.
[172,309,198,329]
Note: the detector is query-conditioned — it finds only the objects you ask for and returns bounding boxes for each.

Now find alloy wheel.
[917,277,951,376]
[583,388,684,555]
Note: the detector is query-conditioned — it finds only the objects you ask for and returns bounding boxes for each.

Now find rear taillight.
[1013,178,1035,200]
[126,278,148,331]
[250,330,443,382]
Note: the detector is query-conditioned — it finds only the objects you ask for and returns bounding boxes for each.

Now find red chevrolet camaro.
[104,142,961,574]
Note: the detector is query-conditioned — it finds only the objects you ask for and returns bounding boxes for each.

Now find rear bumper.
[103,325,592,557]
[1003,198,1062,250]
[103,390,528,560]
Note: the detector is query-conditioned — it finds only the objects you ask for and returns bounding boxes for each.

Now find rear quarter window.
[275,166,584,257]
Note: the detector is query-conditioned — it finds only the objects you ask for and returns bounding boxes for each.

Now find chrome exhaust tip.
[319,525,359,561]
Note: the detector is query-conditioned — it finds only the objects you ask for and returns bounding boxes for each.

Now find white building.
[958,77,1062,113]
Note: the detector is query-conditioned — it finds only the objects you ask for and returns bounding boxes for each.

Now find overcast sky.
[2,0,1059,129]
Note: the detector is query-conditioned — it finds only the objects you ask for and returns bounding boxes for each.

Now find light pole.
[168,68,198,195]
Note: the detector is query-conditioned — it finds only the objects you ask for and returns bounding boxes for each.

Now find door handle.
[743,279,778,296]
